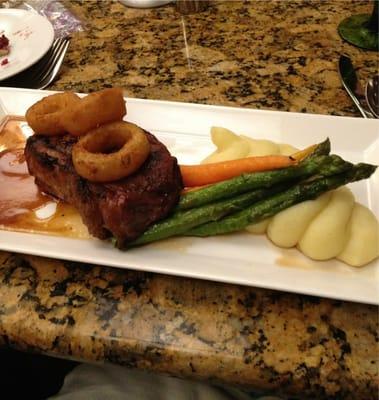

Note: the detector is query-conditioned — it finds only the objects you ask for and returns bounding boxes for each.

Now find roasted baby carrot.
[180,155,296,187]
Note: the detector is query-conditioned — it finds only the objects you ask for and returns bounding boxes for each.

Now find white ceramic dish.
[0,87,378,305]
[119,0,173,8]
[0,9,54,81]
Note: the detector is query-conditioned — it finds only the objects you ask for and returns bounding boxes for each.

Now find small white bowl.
[119,0,173,8]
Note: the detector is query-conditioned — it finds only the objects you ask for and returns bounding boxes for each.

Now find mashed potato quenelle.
[202,127,379,267]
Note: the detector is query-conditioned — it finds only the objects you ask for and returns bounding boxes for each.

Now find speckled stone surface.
[0,252,378,400]
[0,1,379,399]
[51,0,378,116]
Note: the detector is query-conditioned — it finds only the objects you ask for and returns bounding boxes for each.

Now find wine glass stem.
[367,0,378,32]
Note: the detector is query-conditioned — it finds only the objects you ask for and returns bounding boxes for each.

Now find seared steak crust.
[24,131,183,246]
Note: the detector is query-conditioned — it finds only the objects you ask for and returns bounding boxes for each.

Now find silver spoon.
[365,75,379,118]
[338,55,373,118]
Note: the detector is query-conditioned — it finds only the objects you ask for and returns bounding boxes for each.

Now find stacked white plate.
[0,9,54,81]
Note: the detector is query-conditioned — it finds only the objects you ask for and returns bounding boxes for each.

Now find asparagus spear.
[290,138,331,161]
[177,153,347,211]
[127,156,352,247]
[129,185,285,247]
[306,137,331,158]
[186,163,377,237]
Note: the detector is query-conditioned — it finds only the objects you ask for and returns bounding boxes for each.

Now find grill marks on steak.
[24,131,183,246]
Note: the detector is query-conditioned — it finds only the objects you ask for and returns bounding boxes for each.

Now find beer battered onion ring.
[62,88,126,136]
[72,121,151,182]
[25,92,80,135]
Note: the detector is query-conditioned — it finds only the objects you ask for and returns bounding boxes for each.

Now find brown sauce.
[0,116,28,151]
[275,249,314,269]
[0,117,90,239]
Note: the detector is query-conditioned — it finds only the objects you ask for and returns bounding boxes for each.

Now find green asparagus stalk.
[128,156,353,247]
[306,138,331,158]
[185,163,377,237]
[129,185,285,247]
[177,154,348,211]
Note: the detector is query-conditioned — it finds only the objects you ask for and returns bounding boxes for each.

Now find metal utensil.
[365,75,379,118]
[0,38,70,89]
[338,55,374,118]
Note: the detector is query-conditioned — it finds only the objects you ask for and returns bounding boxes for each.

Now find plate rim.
[2,85,379,123]
[0,9,55,81]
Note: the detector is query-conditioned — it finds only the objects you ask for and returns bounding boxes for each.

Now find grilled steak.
[24,131,183,246]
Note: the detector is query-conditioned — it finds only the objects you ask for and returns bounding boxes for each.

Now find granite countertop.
[53,0,377,115]
[0,1,378,399]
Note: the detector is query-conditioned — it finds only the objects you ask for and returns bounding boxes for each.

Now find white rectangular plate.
[0,88,378,305]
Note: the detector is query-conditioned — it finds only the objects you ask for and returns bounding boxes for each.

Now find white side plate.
[0,87,378,304]
[0,9,54,81]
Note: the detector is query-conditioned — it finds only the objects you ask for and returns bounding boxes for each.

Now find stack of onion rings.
[25,88,151,182]
[25,88,126,137]
[72,121,150,182]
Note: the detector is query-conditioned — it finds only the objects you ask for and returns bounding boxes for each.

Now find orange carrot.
[180,155,296,187]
